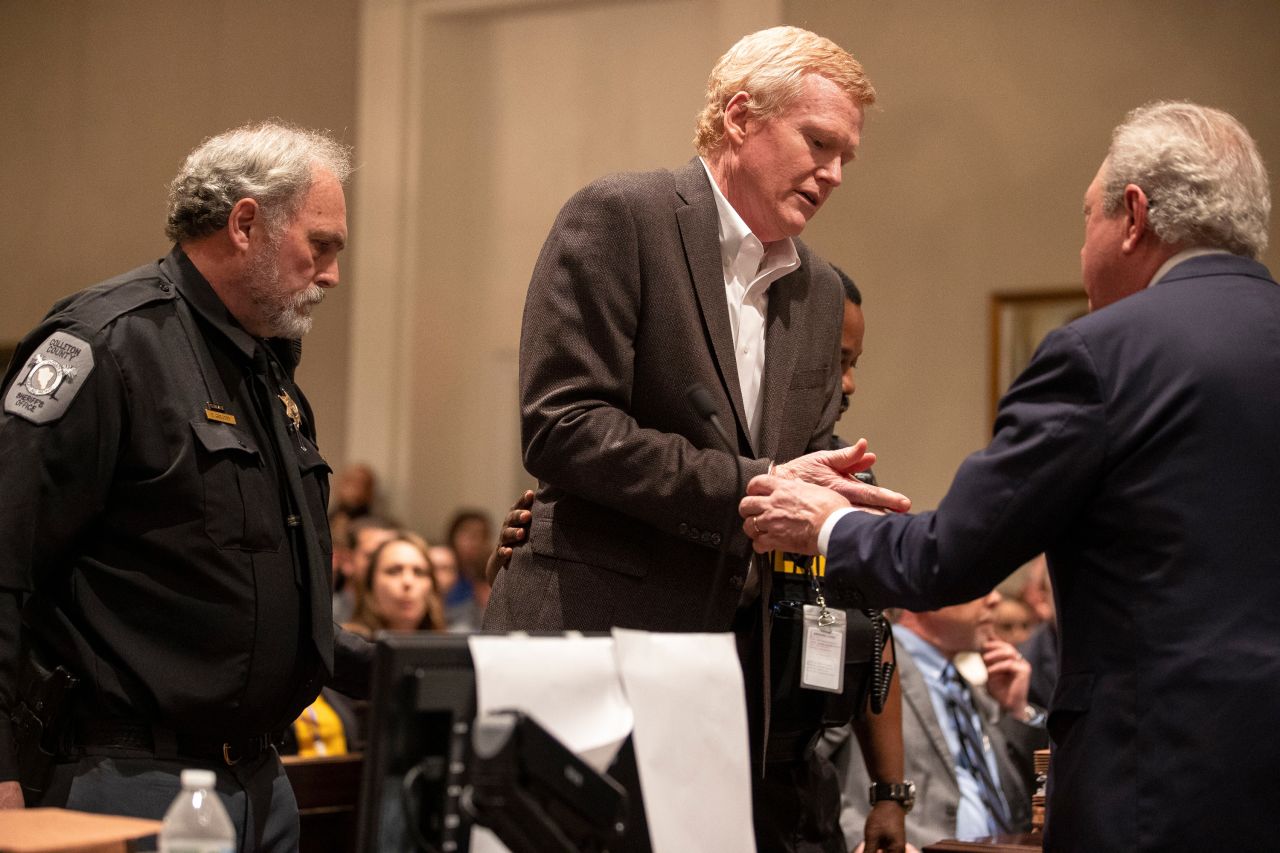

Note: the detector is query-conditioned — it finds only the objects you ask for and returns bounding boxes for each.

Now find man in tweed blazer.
[485,26,910,853]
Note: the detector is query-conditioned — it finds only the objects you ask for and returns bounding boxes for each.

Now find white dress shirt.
[700,158,799,447]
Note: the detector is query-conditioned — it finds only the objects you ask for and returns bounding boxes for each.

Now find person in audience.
[333,462,377,520]
[1018,617,1058,711]
[1016,555,1054,627]
[741,101,1280,849]
[333,514,399,623]
[991,598,1034,647]
[344,531,445,637]
[441,509,493,626]
[327,462,379,558]
[824,593,1045,850]
[427,544,473,631]
[281,687,359,758]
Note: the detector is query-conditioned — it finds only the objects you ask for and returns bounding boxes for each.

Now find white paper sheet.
[467,634,636,853]
[612,629,756,853]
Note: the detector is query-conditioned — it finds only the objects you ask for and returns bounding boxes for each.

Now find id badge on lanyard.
[799,559,846,694]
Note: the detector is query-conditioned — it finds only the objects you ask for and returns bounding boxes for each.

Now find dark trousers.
[753,752,847,853]
[38,750,299,853]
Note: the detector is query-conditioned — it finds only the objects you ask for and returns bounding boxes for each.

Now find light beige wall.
[0,0,359,461]
[348,0,780,539]
[789,0,1280,508]
[4,1,1279,528]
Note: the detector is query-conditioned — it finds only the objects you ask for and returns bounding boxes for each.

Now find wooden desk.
[925,833,1042,852]
[281,753,364,853]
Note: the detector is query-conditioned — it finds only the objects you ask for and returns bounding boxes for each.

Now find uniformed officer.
[0,122,372,852]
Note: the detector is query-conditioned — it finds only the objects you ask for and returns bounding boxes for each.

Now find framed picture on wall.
[989,288,1089,424]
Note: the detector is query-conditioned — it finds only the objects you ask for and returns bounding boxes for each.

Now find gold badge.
[278,389,302,432]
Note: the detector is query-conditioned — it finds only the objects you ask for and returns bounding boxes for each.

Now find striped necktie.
[941,663,1012,833]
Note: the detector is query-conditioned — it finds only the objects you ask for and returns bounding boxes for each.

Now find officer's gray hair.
[165,121,352,243]
[1103,101,1270,258]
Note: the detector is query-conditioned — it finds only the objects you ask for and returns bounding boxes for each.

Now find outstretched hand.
[774,439,911,512]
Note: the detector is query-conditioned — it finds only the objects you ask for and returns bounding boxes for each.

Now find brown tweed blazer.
[484,158,843,634]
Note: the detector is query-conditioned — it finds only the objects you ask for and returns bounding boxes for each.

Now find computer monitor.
[355,632,643,853]
[356,632,478,852]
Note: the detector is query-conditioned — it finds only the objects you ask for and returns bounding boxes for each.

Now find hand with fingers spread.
[773,438,911,512]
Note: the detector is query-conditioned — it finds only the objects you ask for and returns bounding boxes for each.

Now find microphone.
[686,384,744,629]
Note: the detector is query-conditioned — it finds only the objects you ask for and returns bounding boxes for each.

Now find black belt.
[761,729,820,763]
[76,721,281,766]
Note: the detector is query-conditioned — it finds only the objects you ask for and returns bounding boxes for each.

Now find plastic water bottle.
[159,768,236,853]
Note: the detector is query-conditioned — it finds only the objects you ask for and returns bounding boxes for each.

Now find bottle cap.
[180,768,217,789]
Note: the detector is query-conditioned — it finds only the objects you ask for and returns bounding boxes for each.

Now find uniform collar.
[163,246,299,373]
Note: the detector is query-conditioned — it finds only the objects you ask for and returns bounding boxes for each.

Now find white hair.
[165,120,352,243]
[1103,101,1270,258]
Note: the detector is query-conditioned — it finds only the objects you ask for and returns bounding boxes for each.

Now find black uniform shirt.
[0,248,362,780]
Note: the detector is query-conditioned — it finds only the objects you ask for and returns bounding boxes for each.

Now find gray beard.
[245,241,324,339]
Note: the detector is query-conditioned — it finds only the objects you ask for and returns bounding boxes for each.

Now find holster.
[11,653,78,800]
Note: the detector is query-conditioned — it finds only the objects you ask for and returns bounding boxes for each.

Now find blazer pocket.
[529,516,648,578]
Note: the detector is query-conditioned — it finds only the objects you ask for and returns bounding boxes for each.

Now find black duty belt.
[76,721,282,766]
[761,729,818,764]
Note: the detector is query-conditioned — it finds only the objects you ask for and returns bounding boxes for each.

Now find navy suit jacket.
[824,254,1280,850]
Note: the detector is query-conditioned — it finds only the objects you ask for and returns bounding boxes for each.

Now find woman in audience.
[344,531,446,636]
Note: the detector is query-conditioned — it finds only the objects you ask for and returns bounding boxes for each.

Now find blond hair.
[693,26,875,155]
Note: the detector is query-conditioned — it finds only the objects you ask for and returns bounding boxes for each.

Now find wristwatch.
[869,780,916,813]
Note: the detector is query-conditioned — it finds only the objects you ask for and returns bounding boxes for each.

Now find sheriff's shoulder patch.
[4,330,96,424]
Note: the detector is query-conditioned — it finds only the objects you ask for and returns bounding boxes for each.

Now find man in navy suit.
[739,101,1279,851]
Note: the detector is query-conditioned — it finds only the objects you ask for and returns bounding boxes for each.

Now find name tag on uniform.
[204,403,237,425]
[800,604,846,693]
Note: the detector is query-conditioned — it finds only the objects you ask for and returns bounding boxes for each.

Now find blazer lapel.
[898,651,959,782]
[756,265,805,458]
[674,159,752,451]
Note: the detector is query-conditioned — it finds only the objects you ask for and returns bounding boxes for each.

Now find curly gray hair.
[1103,101,1270,258]
[165,121,352,243]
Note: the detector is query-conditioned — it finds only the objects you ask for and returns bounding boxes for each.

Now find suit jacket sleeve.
[520,177,770,542]
[825,325,1107,610]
